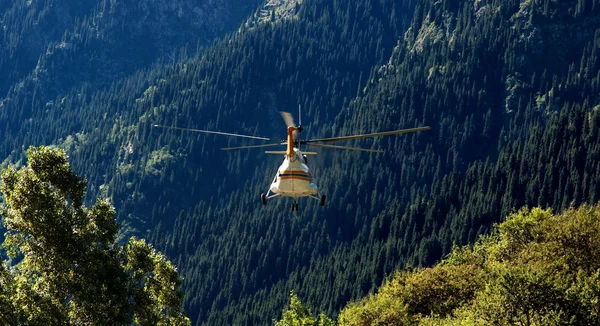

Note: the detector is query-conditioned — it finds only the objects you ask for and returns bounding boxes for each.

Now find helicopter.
[154,108,430,211]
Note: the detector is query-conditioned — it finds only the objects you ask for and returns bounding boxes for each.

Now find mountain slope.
[68,1,416,324]
[0,0,262,99]
[0,0,599,325]
[337,205,600,325]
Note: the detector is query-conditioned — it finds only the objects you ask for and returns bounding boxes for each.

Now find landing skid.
[309,194,327,207]
[260,191,326,209]
[261,191,280,205]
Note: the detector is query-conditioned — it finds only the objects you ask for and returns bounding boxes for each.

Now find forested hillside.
[281,205,600,325]
[0,0,261,99]
[1,0,599,325]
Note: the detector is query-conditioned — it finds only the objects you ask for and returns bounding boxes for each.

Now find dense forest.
[1,0,599,325]
[0,0,262,97]
[276,205,600,325]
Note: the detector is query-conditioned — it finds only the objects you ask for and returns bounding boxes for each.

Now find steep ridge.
[0,0,598,325]
[73,1,416,324]
[2,0,416,324]
[0,0,262,103]
[141,0,599,323]
[0,0,97,94]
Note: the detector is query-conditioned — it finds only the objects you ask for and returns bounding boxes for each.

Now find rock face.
[244,0,302,27]
[0,0,262,98]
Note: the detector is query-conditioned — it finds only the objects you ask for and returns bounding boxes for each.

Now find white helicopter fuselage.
[269,149,318,197]
[261,125,325,210]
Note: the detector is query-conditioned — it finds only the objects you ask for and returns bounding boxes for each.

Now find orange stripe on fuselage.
[279,170,310,174]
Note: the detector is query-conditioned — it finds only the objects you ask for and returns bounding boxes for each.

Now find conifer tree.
[274,291,334,326]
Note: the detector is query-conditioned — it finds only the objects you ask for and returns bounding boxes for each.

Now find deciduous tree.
[0,146,190,325]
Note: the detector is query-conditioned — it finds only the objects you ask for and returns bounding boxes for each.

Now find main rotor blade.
[153,125,270,140]
[305,126,431,143]
[280,112,296,128]
[221,143,284,151]
[307,143,383,153]
[280,111,298,139]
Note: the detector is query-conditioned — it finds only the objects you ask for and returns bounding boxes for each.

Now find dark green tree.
[275,291,334,326]
[0,146,190,325]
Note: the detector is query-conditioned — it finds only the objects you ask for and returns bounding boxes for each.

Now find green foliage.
[0,146,189,325]
[0,0,599,324]
[145,147,176,176]
[275,291,334,326]
[338,261,484,325]
[338,205,600,325]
